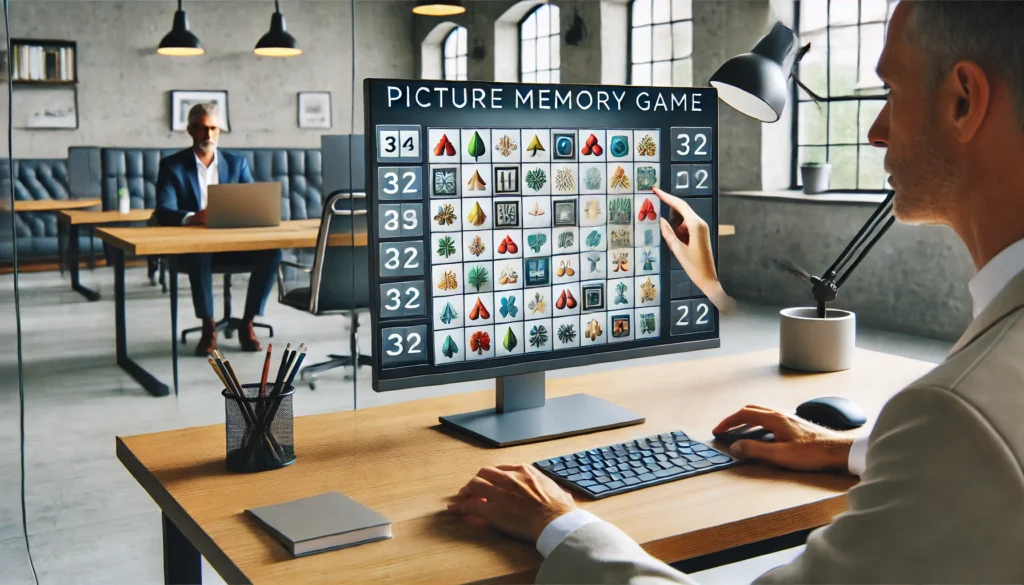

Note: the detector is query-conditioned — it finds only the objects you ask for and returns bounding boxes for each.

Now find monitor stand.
[439,371,645,447]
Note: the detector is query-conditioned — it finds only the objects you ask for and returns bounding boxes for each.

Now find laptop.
[206,182,282,229]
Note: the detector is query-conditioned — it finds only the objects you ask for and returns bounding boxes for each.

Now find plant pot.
[800,164,831,194]
[779,307,855,372]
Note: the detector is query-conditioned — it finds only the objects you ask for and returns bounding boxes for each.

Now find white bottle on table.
[118,187,130,214]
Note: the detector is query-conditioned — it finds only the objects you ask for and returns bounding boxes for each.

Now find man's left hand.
[448,464,578,544]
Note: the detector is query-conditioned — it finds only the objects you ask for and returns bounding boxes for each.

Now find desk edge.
[116,436,250,584]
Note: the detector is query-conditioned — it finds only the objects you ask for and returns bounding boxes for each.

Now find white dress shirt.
[181,149,218,225]
[537,238,1024,559]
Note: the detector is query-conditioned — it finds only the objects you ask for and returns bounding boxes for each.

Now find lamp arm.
[812,191,896,317]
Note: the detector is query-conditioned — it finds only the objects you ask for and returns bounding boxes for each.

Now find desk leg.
[115,248,170,397]
[58,219,66,275]
[69,224,101,301]
[88,225,96,270]
[162,513,201,585]
[170,258,179,397]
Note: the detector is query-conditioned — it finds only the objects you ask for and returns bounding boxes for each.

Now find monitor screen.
[365,80,720,391]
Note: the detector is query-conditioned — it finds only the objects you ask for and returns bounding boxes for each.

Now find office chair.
[181,269,275,343]
[277,191,371,390]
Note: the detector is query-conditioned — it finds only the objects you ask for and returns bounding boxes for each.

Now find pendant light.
[413,0,466,17]
[255,0,302,57]
[157,0,204,56]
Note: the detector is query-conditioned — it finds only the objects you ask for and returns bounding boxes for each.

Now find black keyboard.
[534,431,736,499]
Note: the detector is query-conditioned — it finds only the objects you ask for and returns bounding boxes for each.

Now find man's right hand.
[713,405,855,472]
[186,209,207,226]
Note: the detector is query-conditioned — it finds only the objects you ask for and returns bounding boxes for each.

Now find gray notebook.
[246,492,391,557]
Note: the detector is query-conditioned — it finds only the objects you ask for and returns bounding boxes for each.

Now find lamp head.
[412,0,466,17]
[710,22,797,123]
[158,9,204,56]
[255,9,302,57]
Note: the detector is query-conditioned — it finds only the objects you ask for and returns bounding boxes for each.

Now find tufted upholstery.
[0,158,100,262]
[99,148,323,220]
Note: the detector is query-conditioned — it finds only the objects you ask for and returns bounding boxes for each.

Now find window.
[520,4,560,83]
[795,0,893,191]
[443,26,468,81]
[630,0,692,87]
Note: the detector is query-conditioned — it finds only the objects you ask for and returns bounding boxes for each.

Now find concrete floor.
[0,267,952,584]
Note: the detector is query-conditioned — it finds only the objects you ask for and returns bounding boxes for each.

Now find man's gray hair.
[187,102,221,128]
[908,0,1024,125]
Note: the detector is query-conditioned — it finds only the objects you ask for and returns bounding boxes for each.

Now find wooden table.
[720,224,736,237]
[3,197,101,212]
[55,208,155,301]
[118,348,934,585]
[96,220,365,397]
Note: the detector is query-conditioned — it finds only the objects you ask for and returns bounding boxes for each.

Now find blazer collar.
[184,151,202,209]
[215,150,229,184]
[949,268,1024,358]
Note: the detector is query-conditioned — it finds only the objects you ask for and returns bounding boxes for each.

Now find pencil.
[271,343,291,395]
[259,343,273,398]
[283,344,307,389]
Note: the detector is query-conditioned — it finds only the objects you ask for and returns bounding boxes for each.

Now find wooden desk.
[4,197,101,212]
[95,220,365,397]
[118,348,934,585]
[54,209,156,301]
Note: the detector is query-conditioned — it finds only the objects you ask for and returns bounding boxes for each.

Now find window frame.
[627,0,694,87]
[442,26,468,82]
[518,4,561,83]
[791,0,890,193]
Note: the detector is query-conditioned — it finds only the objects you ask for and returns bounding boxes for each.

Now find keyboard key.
[677,447,694,454]
[567,472,593,482]
[623,477,641,486]
[562,456,575,463]
[598,475,615,484]
[669,458,687,467]
[646,435,663,443]
[629,453,642,461]
[610,473,623,481]
[630,461,644,468]
[696,452,718,460]
[593,461,605,469]
[594,469,608,477]
[536,459,553,468]
[684,454,703,462]
[580,464,592,471]
[642,457,656,465]
[607,481,626,489]
[655,454,668,462]
[638,473,657,482]
[691,443,711,451]
[590,485,609,494]
[658,461,675,470]
[556,469,572,477]
[578,479,597,487]
[641,450,653,456]
[681,464,695,472]
[552,463,566,471]
[653,447,666,454]
[655,467,683,478]
[622,470,636,478]
[690,459,713,468]
[645,464,662,473]
[617,464,631,472]
[566,461,579,469]
[709,455,732,464]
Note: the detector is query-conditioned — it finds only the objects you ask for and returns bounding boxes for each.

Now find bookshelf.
[10,39,77,85]
[9,39,79,129]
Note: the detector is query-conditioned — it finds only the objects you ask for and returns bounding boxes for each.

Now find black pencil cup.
[223,383,296,473]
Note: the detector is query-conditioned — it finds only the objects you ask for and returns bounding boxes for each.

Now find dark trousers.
[179,250,283,320]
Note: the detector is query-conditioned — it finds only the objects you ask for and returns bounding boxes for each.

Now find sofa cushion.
[99,147,322,220]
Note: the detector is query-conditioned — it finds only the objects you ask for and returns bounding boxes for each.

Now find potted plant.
[800,161,831,194]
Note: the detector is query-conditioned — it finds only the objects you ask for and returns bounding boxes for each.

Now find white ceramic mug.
[779,307,856,372]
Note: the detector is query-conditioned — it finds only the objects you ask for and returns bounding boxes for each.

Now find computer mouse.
[796,396,867,430]
[714,424,775,445]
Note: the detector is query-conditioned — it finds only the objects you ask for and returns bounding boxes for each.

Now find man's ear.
[949,61,990,143]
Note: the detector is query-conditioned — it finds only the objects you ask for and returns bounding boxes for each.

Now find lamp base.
[779,307,855,372]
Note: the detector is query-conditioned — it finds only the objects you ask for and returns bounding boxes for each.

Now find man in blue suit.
[156,103,281,356]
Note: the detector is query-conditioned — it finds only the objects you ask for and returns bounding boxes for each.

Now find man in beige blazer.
[448,2,1024,582]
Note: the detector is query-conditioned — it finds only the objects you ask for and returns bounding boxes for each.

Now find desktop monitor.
[364,79,720,446]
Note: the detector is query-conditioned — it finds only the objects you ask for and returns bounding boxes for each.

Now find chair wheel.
[309,381,317,390]
[225,329,234,339]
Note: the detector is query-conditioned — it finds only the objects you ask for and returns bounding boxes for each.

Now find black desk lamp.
[711,22,896,319]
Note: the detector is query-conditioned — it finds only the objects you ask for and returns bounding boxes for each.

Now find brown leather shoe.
[195,318,218,357]
[238,320,262,352]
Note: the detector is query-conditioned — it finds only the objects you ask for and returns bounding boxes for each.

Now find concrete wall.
[8,0,415,159]
[719,194,975,341]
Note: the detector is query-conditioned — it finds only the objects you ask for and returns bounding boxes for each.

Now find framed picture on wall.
[170,90,230,132]
[298,92,331,129]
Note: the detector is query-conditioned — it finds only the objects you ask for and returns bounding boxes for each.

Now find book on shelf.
[10,42,75,82]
